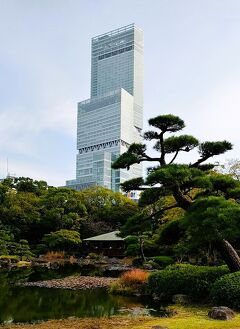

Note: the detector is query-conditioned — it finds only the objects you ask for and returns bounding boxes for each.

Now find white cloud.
[0,99,76,157]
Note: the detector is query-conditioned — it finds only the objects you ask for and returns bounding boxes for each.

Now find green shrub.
[132,257,143,267]
[148,264,229,301]
[211,272,240,309]
[42,229,81,251]
[143,240,160,257]
[0,255,20,262]
[125,236,138,244]
[16,260,31,267]
[148,256,174,268]
[109,282,136,296]
[88,252,99,259]
[125,243,139,256]
[144,260,161,269]
[125,236,159,257]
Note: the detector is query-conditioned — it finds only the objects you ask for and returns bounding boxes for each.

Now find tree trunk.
[172,185,192,210]
[139,237,146,262]
[214,239,240,272]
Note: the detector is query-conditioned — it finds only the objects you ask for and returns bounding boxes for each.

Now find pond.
[0,265,167,324]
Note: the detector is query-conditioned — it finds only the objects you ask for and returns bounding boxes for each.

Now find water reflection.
[0,267,157,324]
[0,286,141,323]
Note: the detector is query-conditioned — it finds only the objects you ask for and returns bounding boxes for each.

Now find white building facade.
[66,24,143,192]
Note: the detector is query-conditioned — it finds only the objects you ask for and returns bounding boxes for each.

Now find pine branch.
[169,150,179,164]
[148,203,179,219]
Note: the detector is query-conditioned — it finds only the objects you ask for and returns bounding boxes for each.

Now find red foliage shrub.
[120,269,149,287]
[44,251,65,260]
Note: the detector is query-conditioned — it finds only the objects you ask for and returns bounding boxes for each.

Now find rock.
[208,306,235,320]
[151,326,168,329]
[18,275,117,290]
[131,307,150,316]
[152,293,161,302]
[172,294,189,304]
[143,262,154,270]
[50,262,59,269]
[119,307,152,316]
[118,307,130,313]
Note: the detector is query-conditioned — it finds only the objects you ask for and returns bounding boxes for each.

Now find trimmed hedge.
[211,272,240,309]
[148,264,229,301]
[148,256,174,268]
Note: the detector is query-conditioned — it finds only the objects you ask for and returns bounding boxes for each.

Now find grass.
[120,269,149,286]
[43,251,65,260]
[3,306,240,329]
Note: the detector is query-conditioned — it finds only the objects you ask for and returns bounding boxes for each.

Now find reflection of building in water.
[66,24,144,192]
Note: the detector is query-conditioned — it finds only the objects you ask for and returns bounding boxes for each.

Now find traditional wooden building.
[83,231,125,257]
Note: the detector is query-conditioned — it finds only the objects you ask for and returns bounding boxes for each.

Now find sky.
[0,0,239,186]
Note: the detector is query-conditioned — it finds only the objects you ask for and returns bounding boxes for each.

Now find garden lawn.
[3,306,240,329]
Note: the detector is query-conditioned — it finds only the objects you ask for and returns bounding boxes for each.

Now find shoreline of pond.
[0,256,134,276]
[0,261,162,324]
[18,275,117,290]
[2,306,240,329]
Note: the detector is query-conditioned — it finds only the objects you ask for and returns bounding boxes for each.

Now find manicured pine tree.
[112,114,240,272]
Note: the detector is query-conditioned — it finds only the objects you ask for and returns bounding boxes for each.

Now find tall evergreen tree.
[112,114,240,272]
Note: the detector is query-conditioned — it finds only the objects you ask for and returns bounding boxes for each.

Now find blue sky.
[0,0,239,186]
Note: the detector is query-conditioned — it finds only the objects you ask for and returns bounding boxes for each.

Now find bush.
[148,256,174,268]
[16,260,31,267]
[0,255,20,263]
[12,240,33,260]
[132,257,143,267]
[0,234,33,259]
[124,237,159,257]
[120,269,149,287]
[109,282,136,296]
[148,264,229,301]
[42,229,81,251]
[88,252,101,260]
[110,269,149,296]
[125,243,139,256]
[211,272,240,309]
[144,260,161,270]
[43,251,65,260]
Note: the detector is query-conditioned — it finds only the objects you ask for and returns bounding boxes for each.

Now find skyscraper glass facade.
[66,24,143,192]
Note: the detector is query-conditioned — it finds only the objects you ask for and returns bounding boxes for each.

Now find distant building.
[0,174,16,183]
[124,190,142,202]
[66,24,144,192]
[83,231,125,257]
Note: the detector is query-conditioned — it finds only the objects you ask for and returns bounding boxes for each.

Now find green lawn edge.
[2,305,240,329]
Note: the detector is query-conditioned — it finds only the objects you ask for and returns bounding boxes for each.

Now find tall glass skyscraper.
[66,24,143,192]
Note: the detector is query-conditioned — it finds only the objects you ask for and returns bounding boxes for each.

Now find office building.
[66,24,143,192]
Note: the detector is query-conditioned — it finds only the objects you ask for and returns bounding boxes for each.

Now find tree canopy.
[112,114,240,272]
[0,180,138,258]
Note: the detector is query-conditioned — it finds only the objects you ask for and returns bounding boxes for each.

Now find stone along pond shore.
[19,275,117,289]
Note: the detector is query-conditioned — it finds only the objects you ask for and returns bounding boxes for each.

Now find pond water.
[0,265,167,324]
